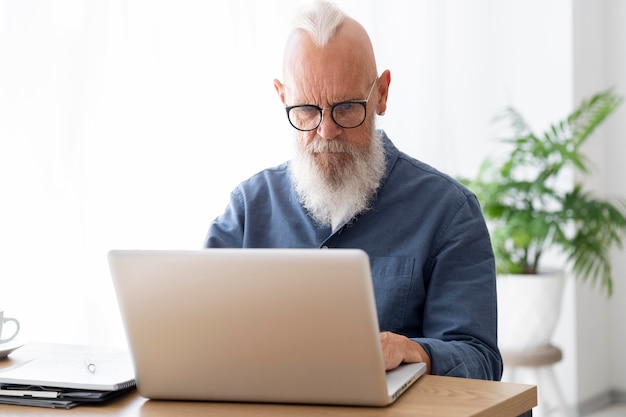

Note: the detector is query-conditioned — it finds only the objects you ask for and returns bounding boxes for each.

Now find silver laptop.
[108,248,426,406]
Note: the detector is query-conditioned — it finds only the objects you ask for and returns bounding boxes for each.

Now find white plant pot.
[497,271,565,352]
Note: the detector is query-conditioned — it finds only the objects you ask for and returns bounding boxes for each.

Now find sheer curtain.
[0,0,571,347]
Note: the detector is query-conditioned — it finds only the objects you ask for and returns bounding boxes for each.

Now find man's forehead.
[283,76,365,105]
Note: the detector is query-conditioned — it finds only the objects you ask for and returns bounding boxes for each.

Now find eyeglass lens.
[288,102,366,131]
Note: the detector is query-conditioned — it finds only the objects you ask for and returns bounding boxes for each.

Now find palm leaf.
[461,90,625,296]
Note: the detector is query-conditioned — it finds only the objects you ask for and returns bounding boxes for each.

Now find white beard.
[289,128,386,230]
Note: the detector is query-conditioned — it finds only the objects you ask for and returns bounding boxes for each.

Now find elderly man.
[206,0,502,381]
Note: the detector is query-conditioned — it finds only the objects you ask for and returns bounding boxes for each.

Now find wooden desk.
[1,343,537,417]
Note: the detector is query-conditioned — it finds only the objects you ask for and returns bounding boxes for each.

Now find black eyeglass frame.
[284,78,378,132]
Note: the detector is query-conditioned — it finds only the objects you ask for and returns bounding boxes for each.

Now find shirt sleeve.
[205,187,245,248]
[414,194,502,380]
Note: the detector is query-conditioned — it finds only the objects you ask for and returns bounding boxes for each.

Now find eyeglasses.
[284,78,377,132]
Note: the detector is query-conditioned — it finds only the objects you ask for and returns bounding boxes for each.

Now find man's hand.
[379,331,431,373]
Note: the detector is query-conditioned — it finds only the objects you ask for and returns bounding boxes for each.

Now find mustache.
[307,139,355,154]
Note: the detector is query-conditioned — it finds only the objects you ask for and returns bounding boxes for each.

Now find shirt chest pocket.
[369,257,416,333]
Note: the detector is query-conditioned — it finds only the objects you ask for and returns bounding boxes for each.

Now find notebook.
[0,343,136,409]
[107,248,426,406]
[0,343,134,391]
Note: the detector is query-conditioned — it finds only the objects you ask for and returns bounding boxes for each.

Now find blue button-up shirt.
[205,131,502,380]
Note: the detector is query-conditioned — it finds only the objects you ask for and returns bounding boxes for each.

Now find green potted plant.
[460,89,626,351]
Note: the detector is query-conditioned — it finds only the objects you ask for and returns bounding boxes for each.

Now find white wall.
[604,0,626,396]
[572,1,612,409]
[571,0,626,411]
[0,0,574,346]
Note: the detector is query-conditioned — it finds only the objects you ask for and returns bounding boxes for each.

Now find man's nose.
[316,108,343,139]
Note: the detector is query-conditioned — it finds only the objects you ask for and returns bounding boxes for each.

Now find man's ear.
[376,70,391,116]
[274,79,285,105]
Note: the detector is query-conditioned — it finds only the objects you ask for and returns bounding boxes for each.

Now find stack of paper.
[0,343,136,409]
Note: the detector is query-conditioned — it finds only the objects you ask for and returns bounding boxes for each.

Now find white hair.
[292,1,346,47]
[289,124,386,230]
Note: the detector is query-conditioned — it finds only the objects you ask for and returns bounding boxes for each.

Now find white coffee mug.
[0,310,20,343]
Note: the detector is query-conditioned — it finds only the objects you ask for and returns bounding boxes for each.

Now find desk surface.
[1,342,536,417]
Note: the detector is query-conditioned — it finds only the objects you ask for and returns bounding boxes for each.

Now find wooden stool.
[502,345,569,417]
